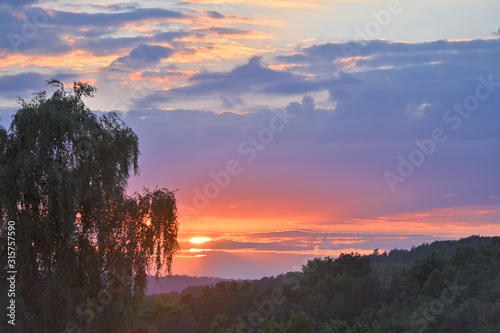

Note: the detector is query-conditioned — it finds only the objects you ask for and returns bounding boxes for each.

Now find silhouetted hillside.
[369,235,500,266]
[147,236,500,295]
[146,275,235,294]
[133,235,500,332]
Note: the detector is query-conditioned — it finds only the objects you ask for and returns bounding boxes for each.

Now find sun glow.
[190,237,212,244]
[190,248,212,252]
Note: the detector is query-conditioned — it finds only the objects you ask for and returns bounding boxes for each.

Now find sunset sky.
[1,0,499,279]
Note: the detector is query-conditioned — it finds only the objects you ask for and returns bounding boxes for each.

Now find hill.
[368,234,500,266]
[146,275,234,294]
[135,235,500,333]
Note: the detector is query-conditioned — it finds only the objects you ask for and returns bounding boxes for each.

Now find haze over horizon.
[1,0,499,279]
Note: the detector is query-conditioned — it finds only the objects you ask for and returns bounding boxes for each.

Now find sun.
[190,237,212,244]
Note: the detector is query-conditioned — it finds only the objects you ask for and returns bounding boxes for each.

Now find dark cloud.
[0,8,71,54]
[137,39,500,111]
[50,8,185,27]
[205,27,251,35]
[0,72,83,99]
[182,230,446,254]
[206,10,225,19]
[138,57,320,107]
[192,56,290,87]
[0,6,186,53]
[0,4,200,55]
[277,39,500,64]
[108,44,174,71]
[140,68,183,78]
[75,31,193,57]
[77,36,148,57]
[0,72,44,97]
[204,239,313,252]
[154,31,193,43]
[243,231,443,252]
[0,0,38,7]
[89,3,141,12]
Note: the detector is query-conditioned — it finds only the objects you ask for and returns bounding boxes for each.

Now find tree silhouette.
[0,80,179,332]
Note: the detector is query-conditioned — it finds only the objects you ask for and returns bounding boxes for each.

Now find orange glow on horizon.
[190,237,212,244]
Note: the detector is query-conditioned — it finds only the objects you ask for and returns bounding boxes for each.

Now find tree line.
[135,235,500,333]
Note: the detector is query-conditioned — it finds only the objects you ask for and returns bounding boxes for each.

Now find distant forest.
[146,275,236,295]
[136,235,500,333]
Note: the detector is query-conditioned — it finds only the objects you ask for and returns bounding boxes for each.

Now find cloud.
[138,56,319,107]
[134,38,500,112]
[194,239,314,252]
[74,31,195,58]
[49,7,185,28]
[206,10,225,19]
[0,6,186,53]
[89,3,141,12]
[108,44,174,71]
[205,27,252,35]
[123,65,500,222]
[178,230,450,263]
[277,39,500,66]
[0,72,44,97]
[0,72,81,100]
[0,0,38,7]
[76,36,148,57]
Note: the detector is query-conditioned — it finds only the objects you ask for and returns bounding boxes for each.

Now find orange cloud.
[0,53,31,68]
[221,15,285,28]
[169,40,275,63]
[78,78,98,86]
[205,29,275,40]
[126,69,199,88]
[11,11,28,20]
[297,206,500,236]
[267,63,302,71]
[14,50,119,70]
[178,202,500,241]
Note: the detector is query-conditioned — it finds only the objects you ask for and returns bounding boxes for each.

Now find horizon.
[148,235,497,280]
[1,0,499,280]
[142,235,498,282]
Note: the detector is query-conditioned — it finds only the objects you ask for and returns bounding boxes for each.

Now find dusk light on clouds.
[1,0,499,279]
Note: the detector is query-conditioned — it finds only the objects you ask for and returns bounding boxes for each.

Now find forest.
[134,235,500,333]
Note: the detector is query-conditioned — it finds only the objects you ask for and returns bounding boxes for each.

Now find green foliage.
[286,311,315,333]
[211,314,228,333]
[258,317,286,333]
[320,319,350,333]
[0,80,179,332]
[143,237,500,333]
[209,314,245,333]
[186,280,260,332]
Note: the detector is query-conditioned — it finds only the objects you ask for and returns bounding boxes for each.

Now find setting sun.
[190,237,212,244]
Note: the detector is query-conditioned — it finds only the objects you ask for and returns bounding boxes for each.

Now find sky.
[1,0,500,279]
